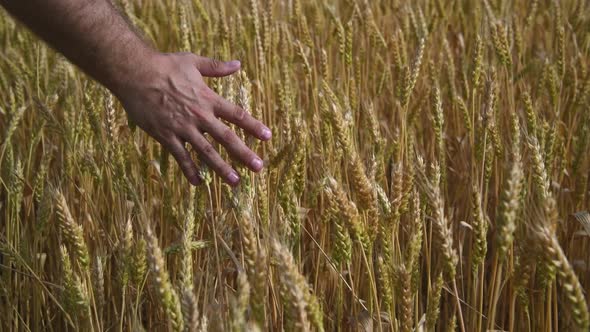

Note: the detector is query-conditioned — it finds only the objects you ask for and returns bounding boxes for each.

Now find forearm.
[0,0,154,94]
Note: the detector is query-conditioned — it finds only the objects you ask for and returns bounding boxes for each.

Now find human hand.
[114,52,271,186]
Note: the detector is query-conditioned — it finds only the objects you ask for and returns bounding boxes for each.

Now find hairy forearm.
[0,0,154,94]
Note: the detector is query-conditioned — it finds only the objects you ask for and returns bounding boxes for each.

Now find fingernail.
[227,171,240,185]
[228,60,241,68]
[261,127,272,140]
[251,157,264,171]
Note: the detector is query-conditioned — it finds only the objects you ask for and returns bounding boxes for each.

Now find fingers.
[184,130,241,186]
[194,56,241,77]
[213,96,272,141]
[204,118,265,173]
[165,137,201,186]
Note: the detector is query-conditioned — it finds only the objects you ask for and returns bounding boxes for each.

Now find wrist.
[106,47,162,98]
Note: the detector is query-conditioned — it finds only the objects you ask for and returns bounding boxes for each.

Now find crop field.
[1,0,590,331]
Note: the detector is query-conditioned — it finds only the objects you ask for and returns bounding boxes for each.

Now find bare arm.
[0,0,271,186]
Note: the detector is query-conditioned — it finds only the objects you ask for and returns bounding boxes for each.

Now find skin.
[0,0,271,186]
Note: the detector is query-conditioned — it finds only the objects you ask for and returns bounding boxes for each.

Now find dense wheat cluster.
[1,0,590,331]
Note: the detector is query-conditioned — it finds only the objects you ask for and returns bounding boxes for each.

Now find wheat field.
[1,0,590,331]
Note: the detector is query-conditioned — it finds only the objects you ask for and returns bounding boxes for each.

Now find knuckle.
[201,143,216,157]
[170,148,196,176]
[169,117,182,132]
[212,97,224,111]
[210,58,220,70]
[221,127,236,143]
[233,107,246,122]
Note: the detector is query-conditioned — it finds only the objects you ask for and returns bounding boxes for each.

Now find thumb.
[194,56,241,77]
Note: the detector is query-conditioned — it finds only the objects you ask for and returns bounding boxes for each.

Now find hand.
[114,52,271,186]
